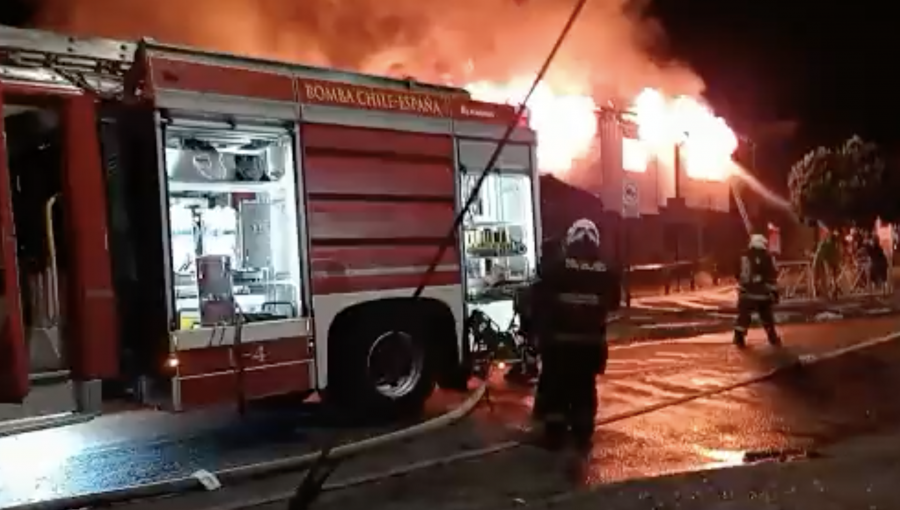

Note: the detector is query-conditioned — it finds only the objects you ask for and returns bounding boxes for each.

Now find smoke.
[35,0,705,100]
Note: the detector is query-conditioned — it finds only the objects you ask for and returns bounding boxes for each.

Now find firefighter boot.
[536,414,567,451]
[569,414,595,453]
[733,330,747,348]
[765,328,782,347]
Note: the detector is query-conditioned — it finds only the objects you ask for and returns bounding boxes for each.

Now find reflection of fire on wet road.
[0,393,470,508]
[467,317,900,488]
[5,317,900,510]
[693,446,748,469]
[301,326,900,510]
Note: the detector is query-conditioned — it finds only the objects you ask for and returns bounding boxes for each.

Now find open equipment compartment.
[457,138,539,330]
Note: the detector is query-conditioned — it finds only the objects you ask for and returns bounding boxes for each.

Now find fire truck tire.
[328,311,437,418]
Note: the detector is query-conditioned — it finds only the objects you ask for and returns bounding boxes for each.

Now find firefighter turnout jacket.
[533,253,621,344]
[738,247,778,300]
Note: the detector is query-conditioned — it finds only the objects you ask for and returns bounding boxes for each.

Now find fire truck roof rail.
[0,26,136,68]
[0,26,135,94]
[0,27,472,99]
[139,38,471,98]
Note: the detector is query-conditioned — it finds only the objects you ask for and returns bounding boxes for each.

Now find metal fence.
[776,256,895,302]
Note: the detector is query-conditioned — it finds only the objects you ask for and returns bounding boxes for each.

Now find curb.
[4,382,488,510]
[711,296,900,316]
[618,307,900,345]
[0,412,96,439]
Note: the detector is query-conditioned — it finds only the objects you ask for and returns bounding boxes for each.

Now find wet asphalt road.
[0,390,470,508]
[102,315,900,510]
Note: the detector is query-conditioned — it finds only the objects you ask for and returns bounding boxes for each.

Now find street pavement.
[608,289,900,346]
[0,390,473,508]
[100,315,900,510]
[523,426,900,510]
[630,286,900,321]
[630,285,739,312]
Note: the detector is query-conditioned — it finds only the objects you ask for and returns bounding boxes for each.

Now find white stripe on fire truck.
[177,359,313,380]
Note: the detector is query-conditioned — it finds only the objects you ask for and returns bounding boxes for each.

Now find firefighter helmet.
[566,219,600,248]
[749,234,768,250]
[564,218,601,260]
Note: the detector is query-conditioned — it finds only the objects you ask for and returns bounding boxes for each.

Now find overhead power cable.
[413,0,592,298]
[290,2,594,508]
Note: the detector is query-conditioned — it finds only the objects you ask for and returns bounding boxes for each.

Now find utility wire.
[289,1,593,508]
[413,0,592,298]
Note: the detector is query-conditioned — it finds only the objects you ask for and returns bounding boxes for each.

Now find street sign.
[622,180,640,218]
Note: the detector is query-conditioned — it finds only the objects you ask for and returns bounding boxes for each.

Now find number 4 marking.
[245,345,267,363]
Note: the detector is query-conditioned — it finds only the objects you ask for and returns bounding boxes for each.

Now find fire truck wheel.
[330,314,436,418]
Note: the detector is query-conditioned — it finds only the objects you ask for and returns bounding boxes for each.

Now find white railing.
[778,253,894,302]
[776,260,816,300]
[830,257,894,298]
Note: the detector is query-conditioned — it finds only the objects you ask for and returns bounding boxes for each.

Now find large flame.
[466,81,737,181]
[466,79,598,174]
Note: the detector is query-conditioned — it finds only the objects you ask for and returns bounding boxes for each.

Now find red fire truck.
[0,27,540,425]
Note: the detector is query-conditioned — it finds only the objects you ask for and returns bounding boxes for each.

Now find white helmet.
[565,218,600,249]
[749,234,768,250]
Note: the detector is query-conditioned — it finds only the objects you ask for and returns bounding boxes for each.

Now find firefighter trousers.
[734,296,780,342]
[534,342,606,443]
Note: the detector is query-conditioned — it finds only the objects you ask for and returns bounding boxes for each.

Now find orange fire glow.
[466,79,598,174]
[466,82,737,182]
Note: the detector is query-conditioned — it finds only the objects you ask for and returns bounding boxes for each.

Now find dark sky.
[648,0,899,186]
[1,0,894,183]
[652,0,896,149]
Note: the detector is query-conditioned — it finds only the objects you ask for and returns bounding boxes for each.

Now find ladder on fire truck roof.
[0,25,469,97]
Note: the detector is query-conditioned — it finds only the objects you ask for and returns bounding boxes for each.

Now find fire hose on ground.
[6,383,488,510]
[57,329,900,510]
[10,1,595,506]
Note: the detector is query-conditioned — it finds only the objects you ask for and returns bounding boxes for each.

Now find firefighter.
[532,219,621,450]
[734,234,782,348]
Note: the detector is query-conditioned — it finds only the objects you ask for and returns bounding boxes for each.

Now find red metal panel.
[308,200,454,241]
[62,96,119,380]
[0,84,29,402]
[302,123,453,159]
[176,337,311,377]
[179,362,312,408]
[0,82,80,98]
[312,244,458,270]
[297,79,517,122]
[299,79,454,118]
[454,100,518,125]
[304,153,454,198]
[148,56,295,102]
[301,120,459,295]
[313,270,459,295]
[311,245,460,295]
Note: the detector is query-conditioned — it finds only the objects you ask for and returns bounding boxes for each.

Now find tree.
[788,135,895,228]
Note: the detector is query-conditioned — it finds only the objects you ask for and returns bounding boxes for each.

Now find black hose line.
[412,0,592,299]
[292,2,593,507]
